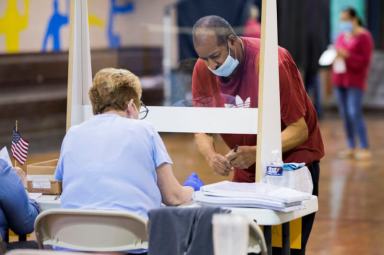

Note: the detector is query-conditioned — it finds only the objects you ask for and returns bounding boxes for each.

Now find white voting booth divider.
[66,0,92,130]
[33,0,317,254]
[68,1,282,178]
[256,0,282,182]
[82,105,259,135]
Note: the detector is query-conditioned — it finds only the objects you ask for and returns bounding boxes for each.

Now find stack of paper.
[193,181,313,212]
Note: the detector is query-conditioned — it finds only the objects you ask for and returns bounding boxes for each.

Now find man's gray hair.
[192,15,237,46]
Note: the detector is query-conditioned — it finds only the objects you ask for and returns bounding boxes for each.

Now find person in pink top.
[332,7,374,160]
[244,4,261,38]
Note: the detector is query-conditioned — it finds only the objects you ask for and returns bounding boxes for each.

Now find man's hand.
[226,146,256,169]
[208,153,233,176]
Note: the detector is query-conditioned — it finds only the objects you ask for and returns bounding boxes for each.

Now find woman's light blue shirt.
[55,113,172,218]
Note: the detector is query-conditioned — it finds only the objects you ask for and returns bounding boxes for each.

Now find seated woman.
[55,68,193,218]
[0,159,40,243]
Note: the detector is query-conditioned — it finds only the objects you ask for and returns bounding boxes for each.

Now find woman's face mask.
[339,21,353,33]
[208,46,239,77]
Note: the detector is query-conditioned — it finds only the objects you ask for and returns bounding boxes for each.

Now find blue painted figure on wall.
[42,0,69,52]
[108,0,134,48]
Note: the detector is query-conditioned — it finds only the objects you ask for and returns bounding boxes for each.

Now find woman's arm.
[156,163,193,206]
[0,160,40,236]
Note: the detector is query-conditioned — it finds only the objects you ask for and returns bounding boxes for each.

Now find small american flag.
[11,129,29,165]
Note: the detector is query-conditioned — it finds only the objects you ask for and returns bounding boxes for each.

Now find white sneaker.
[337,149,354,159]
[354,149,372,160]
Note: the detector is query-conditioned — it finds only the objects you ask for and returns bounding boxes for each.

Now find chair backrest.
[34,208,148,252]
[6,249,87,255]
[248,221,268,255]
[212,214,267,255]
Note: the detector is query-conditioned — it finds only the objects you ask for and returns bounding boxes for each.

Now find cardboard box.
[26,159,62,195]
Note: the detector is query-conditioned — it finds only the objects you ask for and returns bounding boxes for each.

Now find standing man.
[191,15,324,254]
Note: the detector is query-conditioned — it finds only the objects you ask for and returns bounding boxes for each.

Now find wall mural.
[0,0,136,54]
[42,0,69,52]
[108,0,134,48]
[42,0,105,52]
[0,0,29,53]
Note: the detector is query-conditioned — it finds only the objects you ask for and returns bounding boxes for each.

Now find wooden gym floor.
[27,114,384,255]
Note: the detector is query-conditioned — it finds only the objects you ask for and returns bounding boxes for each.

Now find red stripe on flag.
[12,142,28,157]
[16,141,29,152]
[12,150,27,164]
[14,146,27,158]
[20,139,29,147]
[12,146,26,158]
[19,143,28,151]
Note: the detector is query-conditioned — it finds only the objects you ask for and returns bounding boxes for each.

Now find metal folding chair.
[6,249,87,255]
[249,221,268,255]
[34,208,148,253]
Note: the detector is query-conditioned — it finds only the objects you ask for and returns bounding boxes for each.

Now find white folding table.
[33,194,317,255]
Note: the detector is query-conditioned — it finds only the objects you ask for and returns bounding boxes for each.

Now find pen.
[229,145,239,165]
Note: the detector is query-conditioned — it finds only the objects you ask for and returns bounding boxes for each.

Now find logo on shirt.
[224,95,251,108]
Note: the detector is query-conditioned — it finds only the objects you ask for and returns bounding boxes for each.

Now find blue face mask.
[339,21,353,33]
[208,47,239,77]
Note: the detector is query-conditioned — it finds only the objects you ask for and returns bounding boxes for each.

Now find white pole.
[256,0,281,182]
[162,5,173,106]
[67,0,93,130]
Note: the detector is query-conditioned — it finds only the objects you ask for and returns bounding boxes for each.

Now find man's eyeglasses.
[139,101,149,120]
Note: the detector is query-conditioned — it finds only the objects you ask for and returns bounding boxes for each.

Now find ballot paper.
[0,146,12,166]
[194,192,304,212]
[194,181,312,212]
[28,192,43,200]
[200,181,311,203]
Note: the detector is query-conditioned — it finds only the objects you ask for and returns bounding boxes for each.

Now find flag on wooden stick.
[11,128,29,165]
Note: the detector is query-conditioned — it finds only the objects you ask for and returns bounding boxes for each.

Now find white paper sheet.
[193,191,304,212]
[0,146,12,166]
[28,193,42,200]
